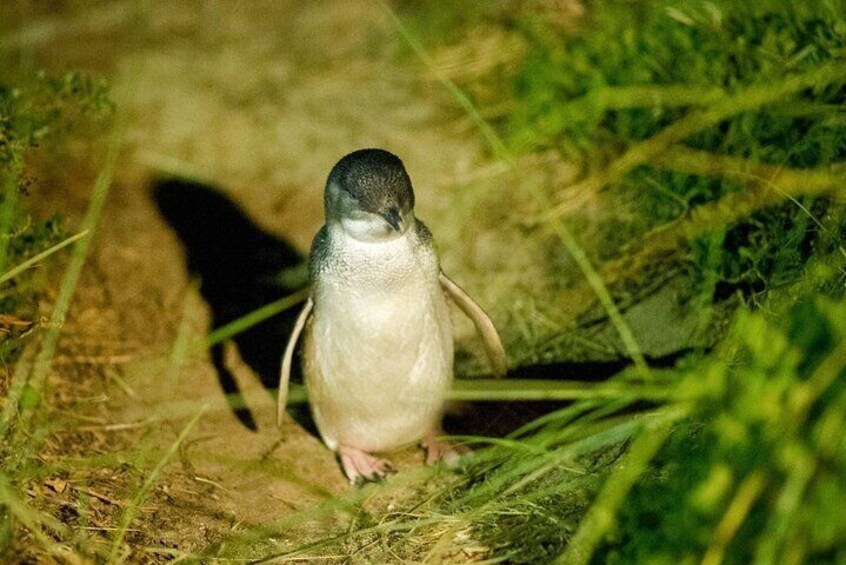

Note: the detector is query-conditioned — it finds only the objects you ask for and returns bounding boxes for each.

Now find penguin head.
[324,148,415,242]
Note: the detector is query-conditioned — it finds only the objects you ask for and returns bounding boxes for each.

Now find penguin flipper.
[277,296,314,428]
[439,273,507,377]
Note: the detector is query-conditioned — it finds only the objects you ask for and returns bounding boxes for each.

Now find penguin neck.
[328,216,416,248]
[324,219,424,285]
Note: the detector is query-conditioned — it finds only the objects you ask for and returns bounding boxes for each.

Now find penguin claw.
[338,445,395,485]
[422,433,469,468]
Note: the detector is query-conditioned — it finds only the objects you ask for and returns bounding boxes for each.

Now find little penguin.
[277,148,507,484]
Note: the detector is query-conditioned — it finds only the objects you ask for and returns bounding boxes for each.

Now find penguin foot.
[338,445,395,485]
[422,431,468,468]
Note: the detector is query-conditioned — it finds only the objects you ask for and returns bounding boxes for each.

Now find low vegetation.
[1,69,112,558]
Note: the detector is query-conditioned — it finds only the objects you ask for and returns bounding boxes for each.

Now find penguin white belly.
[305,234,453,453]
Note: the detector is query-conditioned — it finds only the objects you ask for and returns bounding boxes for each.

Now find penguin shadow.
[153,178,315,433]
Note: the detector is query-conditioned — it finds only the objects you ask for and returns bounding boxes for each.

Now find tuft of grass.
[0,229,89,287]
[0,68,115,561]
[107,407,205,564]
[593,297,846,564]
[0,70,113,364]
[502,0,845,299]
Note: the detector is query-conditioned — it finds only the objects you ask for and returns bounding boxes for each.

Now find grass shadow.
[444,352,692,438]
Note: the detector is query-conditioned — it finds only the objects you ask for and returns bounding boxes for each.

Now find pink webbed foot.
[422,430,469,468]
[337,445,396,485]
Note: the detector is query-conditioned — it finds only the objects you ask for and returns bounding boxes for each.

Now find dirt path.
[9,0,498,556]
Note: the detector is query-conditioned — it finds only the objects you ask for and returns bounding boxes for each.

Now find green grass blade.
[702,471,768,565]
[545,60,846,221]
[378,0,509,162]
[204,287,309,348]
[0,161,23,274]
[108,406,206,564]
[0,229,90,285]
[449,379,670,402]
[0,474,68,555]
[556,407,687,564]
[15,110,124,427]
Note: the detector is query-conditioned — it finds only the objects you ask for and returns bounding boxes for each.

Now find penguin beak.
[380,207,403,231]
